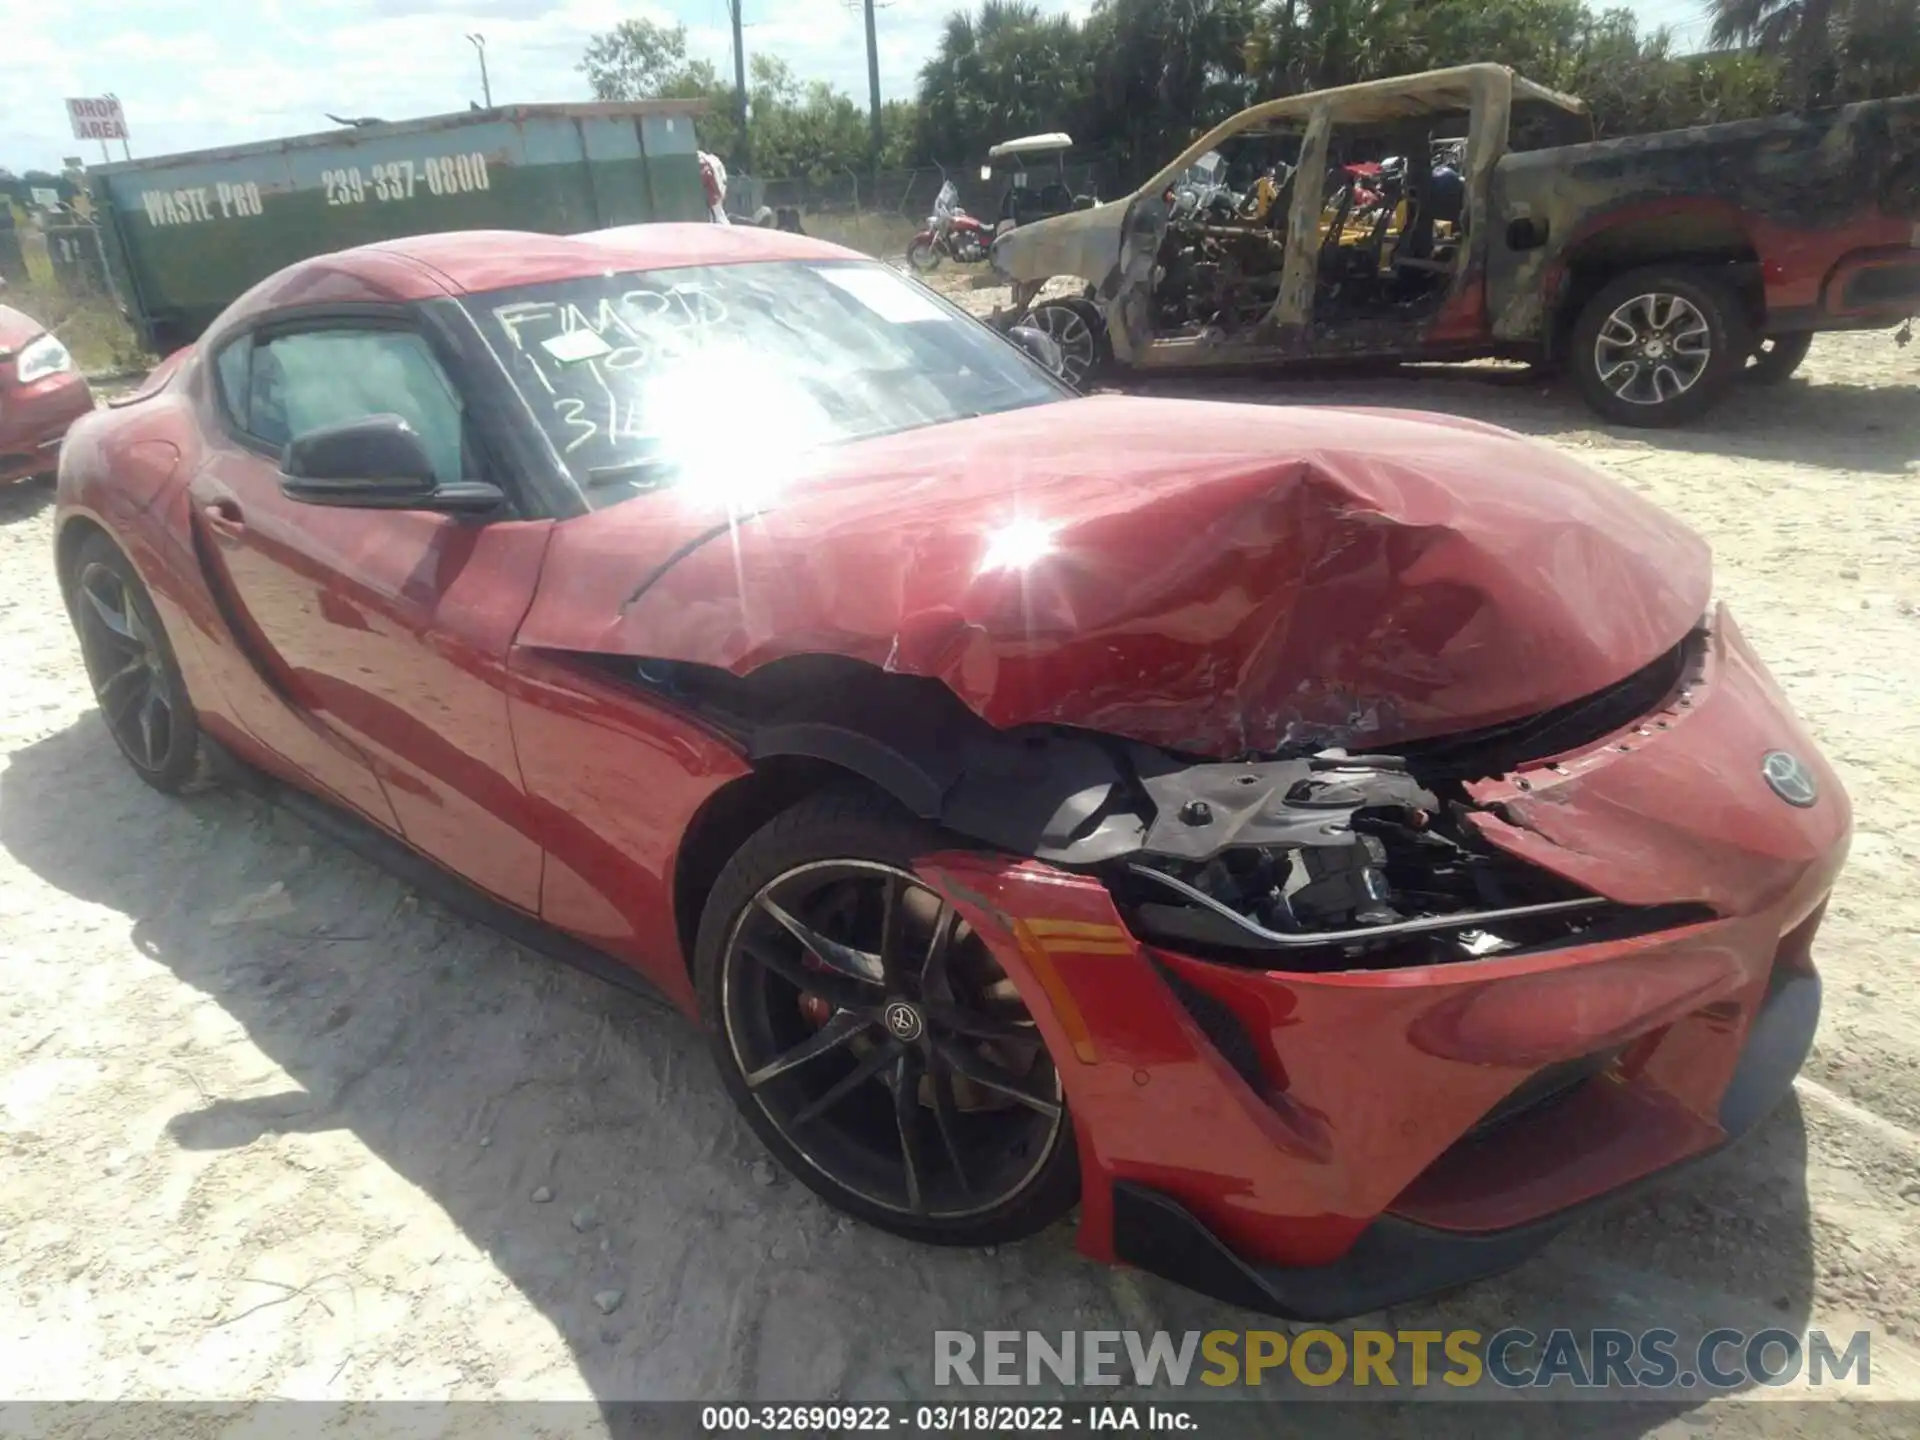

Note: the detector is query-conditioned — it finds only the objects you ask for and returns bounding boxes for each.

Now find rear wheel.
[905,236,942,273]
[1026,298,1110,389]
[1744,331,1814,385]
[696,789,1079,1244]
[67,530,206,793]
[1571,267,1745,427]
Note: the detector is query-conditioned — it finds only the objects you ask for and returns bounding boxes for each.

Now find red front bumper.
[915,605,1849,1316]
[0,368,94,484]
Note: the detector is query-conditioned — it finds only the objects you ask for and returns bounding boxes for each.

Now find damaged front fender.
[989,198,1160,363]
[1464,606,1850,920]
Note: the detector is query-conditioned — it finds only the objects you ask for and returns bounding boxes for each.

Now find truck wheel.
[1744,332,1814,385]
[1571,268,1746,427]
[1026,298,1110,388]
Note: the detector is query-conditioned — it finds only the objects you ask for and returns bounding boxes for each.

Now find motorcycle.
[906,181,992,271]
[1164,150,1238,223]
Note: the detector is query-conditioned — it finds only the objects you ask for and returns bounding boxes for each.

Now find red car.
[54,224,1848,1318]
[2,303,94,485]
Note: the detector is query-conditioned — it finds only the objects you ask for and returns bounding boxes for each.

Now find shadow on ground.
[0,716,1836,1433]
[1121,362,1920,476]
[0,473,56,527]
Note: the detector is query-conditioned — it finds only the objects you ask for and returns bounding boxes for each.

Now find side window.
[245,328,467,487]
[213,335,251,426]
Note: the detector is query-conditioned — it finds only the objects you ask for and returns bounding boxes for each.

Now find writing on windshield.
[466,260,1064,507]
[490,283,730,458]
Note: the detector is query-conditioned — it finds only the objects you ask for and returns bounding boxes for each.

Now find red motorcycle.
[906,181,991,270]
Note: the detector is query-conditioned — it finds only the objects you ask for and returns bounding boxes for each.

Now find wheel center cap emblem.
[1762,750,1819,808]
[883,1000,924,1042]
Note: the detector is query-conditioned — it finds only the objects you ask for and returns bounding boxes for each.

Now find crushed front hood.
[516,395,1710,757]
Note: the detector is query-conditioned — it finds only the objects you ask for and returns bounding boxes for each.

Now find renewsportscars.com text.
[934,1328,1872,1391]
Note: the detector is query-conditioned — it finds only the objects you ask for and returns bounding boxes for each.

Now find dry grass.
[6,274,149,377]
[799,210,924,262]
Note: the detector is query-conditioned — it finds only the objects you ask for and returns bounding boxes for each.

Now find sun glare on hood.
[977,518,1058,574]
[648,341,838,513]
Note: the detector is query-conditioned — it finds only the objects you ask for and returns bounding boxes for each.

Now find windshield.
[464,259,1066,508]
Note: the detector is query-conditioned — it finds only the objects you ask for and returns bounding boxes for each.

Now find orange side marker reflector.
[1024,918,1132,956]
[1010,917,1107,1065]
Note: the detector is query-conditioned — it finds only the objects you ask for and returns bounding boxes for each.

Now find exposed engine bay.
[1113,753,1619,970]
[613,623,1706,975]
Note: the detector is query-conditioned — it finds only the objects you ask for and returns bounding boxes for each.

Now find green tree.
[580,18,697,101]
[917,2,1094,166]
[880,100,924,168]
[579,22,917,180]
[1709,0,1837,100]
[1241,0,1782,135]
[1711,0,1920,101]
[1082,0,1262,172]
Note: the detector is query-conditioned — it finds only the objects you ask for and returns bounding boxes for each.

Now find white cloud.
[3,0,1698,174]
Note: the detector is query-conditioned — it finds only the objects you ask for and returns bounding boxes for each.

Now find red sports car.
[2,303,95,485]
[54,224,1848,1318]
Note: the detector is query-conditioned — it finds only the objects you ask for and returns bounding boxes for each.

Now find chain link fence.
[43,224,111,296]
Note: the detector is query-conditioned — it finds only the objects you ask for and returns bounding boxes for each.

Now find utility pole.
[466,33,492,108]
[727,0,752,175]
[862,0,882,179]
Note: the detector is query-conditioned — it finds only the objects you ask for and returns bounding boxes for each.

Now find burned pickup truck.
[991,64,1920,425]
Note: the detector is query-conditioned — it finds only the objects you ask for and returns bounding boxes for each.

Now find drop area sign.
[67,97,129,141]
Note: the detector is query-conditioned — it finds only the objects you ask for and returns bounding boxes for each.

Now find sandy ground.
[1,319,1918,1432]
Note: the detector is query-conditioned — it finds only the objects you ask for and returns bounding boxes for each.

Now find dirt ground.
[1,317,1917,1432]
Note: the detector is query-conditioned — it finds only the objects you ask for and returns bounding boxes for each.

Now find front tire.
[695,788,1079,1245]
[66,529,206,793]
[1571,267,1745,427]
[1027,298,1110,389]
[905,237,942,273]
[1745,331,1814,385]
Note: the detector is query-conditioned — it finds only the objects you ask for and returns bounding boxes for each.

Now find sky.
[2,0,1718,176]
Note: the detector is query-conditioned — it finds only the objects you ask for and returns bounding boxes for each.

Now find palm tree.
[1710,0,1838,100]
[917,3,1090,163]
[1713,0,1920,101]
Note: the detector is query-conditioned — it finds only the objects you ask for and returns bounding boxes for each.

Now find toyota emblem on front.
[884,1001,924,1042]
[1762,750,1819,808]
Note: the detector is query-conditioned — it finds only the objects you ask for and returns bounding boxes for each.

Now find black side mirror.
[280,414,502,514]
[1008,324,1065,377]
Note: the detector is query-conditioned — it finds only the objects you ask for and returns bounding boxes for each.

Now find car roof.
[207,224,873,336]
[364,223,868,294]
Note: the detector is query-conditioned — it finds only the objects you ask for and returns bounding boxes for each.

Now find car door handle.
[201,499,245,540]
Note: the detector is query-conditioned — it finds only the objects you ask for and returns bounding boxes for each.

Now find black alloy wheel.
[697,791,1079,1244]
[68,531,205,793]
